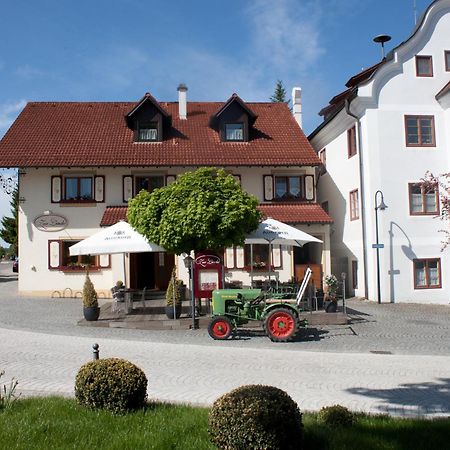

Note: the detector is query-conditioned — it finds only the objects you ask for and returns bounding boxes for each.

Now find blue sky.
[0,0,432,234]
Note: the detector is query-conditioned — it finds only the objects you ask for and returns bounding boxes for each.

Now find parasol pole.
[250,244,254,288]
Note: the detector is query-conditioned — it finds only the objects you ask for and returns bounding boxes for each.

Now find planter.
[165,305,182,319]
[325,301,337,313]
[83,306,100,321]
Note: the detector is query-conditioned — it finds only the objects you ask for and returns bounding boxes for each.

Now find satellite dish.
[373,34,392,59]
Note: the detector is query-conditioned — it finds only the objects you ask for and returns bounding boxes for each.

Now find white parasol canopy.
[69,221,164,256]
[245,218,322,247]
[244,218,322,285]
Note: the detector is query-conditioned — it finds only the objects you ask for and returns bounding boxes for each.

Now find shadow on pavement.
[231,327,329,342]
[347,377,450,415]
[0,275,18,283]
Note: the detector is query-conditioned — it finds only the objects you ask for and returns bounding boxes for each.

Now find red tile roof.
[258,203,333,224]
[100,206,128,226]
[100,202,333,227]
[0,99,320,168]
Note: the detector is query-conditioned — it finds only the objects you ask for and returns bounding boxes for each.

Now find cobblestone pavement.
[1,262,450,417]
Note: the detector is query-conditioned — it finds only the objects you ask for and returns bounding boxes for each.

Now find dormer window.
[138,122,158,141]
[211,93,257,143]
[225,123,244,141]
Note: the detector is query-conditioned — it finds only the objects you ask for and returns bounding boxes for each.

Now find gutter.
[345,97,369,300]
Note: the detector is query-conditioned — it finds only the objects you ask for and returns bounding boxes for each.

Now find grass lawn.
[0,397,449,450]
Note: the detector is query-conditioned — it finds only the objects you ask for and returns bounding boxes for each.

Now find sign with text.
[34,214,68,232]
[194,252,223,298]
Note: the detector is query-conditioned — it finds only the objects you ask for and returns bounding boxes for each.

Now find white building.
[309,0,450,304]
[0,87,331,297]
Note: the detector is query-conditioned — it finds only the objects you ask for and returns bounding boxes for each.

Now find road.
[1,261,449,417]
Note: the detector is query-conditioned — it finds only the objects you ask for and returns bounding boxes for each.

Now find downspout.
[345,97,369,299]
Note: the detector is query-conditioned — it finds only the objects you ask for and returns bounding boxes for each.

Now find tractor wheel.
[208,316,233,340]
[264,308,299,342]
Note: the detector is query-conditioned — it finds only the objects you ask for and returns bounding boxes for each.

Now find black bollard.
[92,343,99,360]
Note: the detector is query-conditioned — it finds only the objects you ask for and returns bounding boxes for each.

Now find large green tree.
[0,187,18,256]
[127,168,261,254]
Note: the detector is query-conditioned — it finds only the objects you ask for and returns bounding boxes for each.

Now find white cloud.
[0,100,27,138]
[246,0,325,72]
[15,65,44,79]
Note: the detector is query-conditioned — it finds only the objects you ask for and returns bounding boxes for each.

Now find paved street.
[1,261,450,417]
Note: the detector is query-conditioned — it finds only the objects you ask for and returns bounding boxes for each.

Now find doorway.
[129,252,175,290]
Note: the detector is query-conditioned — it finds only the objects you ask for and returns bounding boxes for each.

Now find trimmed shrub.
[318,404,354,428]
[208,384,303,450]
[75,358,147,413]
[82,273,98,308]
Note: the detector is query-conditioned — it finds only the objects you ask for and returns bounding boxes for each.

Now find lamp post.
[374,190,387,304]
[183,255,197,330]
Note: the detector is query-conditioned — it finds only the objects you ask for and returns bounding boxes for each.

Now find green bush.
[208,384,303,450]
[318,404,354,428]
[166,267,184,307]
[74,358,147,413]
[82,273,98,308]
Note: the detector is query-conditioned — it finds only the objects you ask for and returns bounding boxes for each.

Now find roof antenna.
[373,34,392,59]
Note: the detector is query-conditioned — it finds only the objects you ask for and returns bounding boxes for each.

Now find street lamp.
[374,190,387,304]
[183,255,197,330]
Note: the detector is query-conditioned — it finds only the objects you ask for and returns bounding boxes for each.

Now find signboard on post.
[194,252,223,299]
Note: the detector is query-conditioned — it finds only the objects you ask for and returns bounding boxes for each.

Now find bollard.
[92,343,99,360]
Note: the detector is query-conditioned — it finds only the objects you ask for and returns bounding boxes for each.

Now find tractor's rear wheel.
[264,308,299,342]
[208,316,233,340]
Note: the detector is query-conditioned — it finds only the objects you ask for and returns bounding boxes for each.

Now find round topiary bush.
[318,404,354,428]
[75,358,148,413]
[208,384,303,450]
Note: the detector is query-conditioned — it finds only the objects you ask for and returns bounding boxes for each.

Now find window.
[274,175,303,200]
[61,241,97,270]
[409,183,439,215]
[137,122,158,141]
[347,126,357,158]
[244,244,282,269]
[349,189,359,220]
[135,175,165,195]
[414,258,441,289]
[225,123,244,141]
[445,51,450,71]
[415,55,433,77]
[64,176,93,201]
[405,116,435,146]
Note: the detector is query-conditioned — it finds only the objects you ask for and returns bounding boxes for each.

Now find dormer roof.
[210,93,258,127]
[125,92,170,127]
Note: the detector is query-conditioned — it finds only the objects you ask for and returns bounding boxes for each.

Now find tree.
[127,168,261,255]
[270,80,288,103]
[0,187,18,256]
[423,171,450,250]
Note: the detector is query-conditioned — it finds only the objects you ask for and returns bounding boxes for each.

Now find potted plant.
[165,268,184,319]
[83,272,100,321]
[324,274,339,313]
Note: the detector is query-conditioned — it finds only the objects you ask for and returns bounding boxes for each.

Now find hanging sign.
[34,214,68,232]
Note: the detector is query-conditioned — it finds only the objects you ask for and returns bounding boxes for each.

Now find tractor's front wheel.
[264,308,299,342]
[208,316,233,340]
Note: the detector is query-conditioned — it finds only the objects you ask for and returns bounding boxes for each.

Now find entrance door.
[129,252,175,290]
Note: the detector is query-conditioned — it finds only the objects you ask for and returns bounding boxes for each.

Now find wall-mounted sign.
[34,214,68,232]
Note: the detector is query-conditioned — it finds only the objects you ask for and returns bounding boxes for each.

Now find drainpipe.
[345,97,369,299]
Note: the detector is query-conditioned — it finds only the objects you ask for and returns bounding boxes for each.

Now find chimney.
[292,87,302,128]
[177,83,188,120]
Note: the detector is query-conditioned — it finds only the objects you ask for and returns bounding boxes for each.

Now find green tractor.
[208,269,311,342]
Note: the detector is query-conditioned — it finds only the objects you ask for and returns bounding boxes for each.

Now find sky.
[0,0,433,237]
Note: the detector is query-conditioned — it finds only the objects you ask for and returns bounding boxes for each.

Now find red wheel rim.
[212,320,230,338]
[268,312,295,338]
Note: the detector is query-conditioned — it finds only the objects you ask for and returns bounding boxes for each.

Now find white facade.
[310,0,450,303]
[18,166,330,297]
